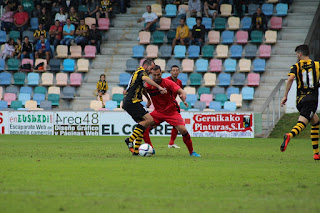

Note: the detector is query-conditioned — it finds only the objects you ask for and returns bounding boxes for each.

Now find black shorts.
[98,90,106,94]
[123,101,148,123]
[297,100,318,121]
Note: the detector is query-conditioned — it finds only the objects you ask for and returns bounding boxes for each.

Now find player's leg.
[143,111,162,148]
[310,113,320,160]
[168,126,179,148]
[143,126,153,147]
[175,125,200,157]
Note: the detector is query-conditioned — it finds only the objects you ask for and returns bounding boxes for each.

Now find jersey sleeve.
[105,81,108,90]
[289,64,297,77]
[166,79,181,93]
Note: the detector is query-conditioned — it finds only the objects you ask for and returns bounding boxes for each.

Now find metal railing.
[260,78,287,137]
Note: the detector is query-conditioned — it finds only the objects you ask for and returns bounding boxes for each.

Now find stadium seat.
[166,59,181,71]
[245,44,257,58]
[216,45,228,58]
[197,87,210,97]
[232,73,246,86]
[178,4,189,14]
[230,94,243,107]
[151,4,162,17]
[209,101,222,111]
[0,72,11,85]
[215,93,228,106]
[202,17,212,30]
[236,31,248,44]
[34,59,47,72]
[187,17,196,29]
[139,31,151,45]
[166,30,176,43]
[266,0,278,3]
[100,93,110,103]
[48,94,60,106]
[18,93,31,105]
[181,59,194,72]
[9,31,20,42]
[49,59,61,73]
[34,86,46,95]
[112,87,124,95]
[193,101,206,111]
[165,4,177,17]
[224,101,236,111]
[154,59,166,71]
[218,73,231,86]
[159,45,172,58]
[186,94,198,107]
[4,93,16,105]
[174,45,186,58]
[265,30,277,44]
[152,31,165,44]
[227,87,240,99]
[78,5,89,12]
[48,86,60,95]
[126,59,139,72]
[261,3,274,16]
[10,100,22,109]
[56,45,68,58]
[33,93,45,105]
[189,73,202,86]
[27,73,40,86]
[220,4,232,17]
[41,73,54,86]
[20,59,34,72]
[184,86,196,95]
[98,18,110,30]
[202,45,214,58]
[56,73,68,86]
[40,100,52,110]
[22,0,34,13]
[0,86,2,99]
[224,59,237,73]
[221,31,234,44]
[178,73,188,86]
[208,31,220,44]
[7,58,20,71]
[200,94,213,107]
[230,45,243,58]
[159,17,171,30]
[13,73,25,85]
[62,86,76,99]
[239,59,251,72]
[77,59,89,72]
[195,59,208,73]
[62,59,75,72]
[132,45,144,58]
[162,73,171,78]
[85,17,96,29]
[241,17,252,30]
[0,100,8,110]
[253,59,266,72]
[276,3,288,16]
[188,45,200,58]
[90,100,103,110]
[251,30,263,43]
[105,100,118,110]
[248,3,259,15]
[259,45,271,58]
[0,31,7,43]
[0,58,5,71]
[70,73,82,86]
[270,17,282,30]
[180,101,191,111]
[25,100,41,110]
[214,17,226,30]
[30,17,39,30]
[119,73,131,86]
[84,45,96,58]
[209,59,222,72]
[247,73,260,86]
[146,45,158,58]
[112,94,124,106]
[22,31,34,43]
[70,46,82,58]
[212,87,225,99]
[228,17,240,30]
[6,85,18,94]
[242,86,254,100]
[204,73,216,87]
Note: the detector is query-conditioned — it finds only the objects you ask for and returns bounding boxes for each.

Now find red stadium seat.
[270,17,282,30]
[259,45,271,58]
[84,45,96,58]
[98,18,110,30]
[4,93,16,105]
[247,73,260,87]
[209,59,222,72]
[236,31,248,44]
[70,73,82,86]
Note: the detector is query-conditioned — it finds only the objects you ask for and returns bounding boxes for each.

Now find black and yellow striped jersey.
[76,24,89,37]
[124,67,149,103]
[289,59,320,104]
[97,80,108,91]
[15,44,21,54]
[34,30,46,38]
[100,0,112,11]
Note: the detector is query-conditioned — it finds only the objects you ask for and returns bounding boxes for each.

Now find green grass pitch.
[1,135,320,213]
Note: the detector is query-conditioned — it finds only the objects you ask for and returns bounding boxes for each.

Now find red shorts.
[150,110,185,126]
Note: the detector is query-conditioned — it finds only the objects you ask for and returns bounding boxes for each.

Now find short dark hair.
[154,65,161,71]
[24,36,29,39]
[196,17,202,22]
[171,65,179,70]
[295,45,309,56]
[180,18,186,22]
[142,59,154,67]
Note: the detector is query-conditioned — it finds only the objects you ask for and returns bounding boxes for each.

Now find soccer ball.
[139,143,154,157]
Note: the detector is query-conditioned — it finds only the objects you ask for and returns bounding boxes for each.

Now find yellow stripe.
[311,135,319,139]
[292,129,299,134]
[312,141,319,145]
[311,130,318,133]
[312,125,320,128]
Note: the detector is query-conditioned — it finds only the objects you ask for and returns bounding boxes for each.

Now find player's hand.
[183,101,189,108]
[159,87,167,94]
[281,97,287,107]
[180,93,187,101]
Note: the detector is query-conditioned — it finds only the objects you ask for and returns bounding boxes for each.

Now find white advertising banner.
[0,111,9,135]
[6,111,54,135]
[54,112,100,136]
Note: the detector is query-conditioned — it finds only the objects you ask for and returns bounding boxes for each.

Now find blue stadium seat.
[241,17,252,30]
[7,58,20,71]
[33,93,45,105]
[189,73,202,86]
[49,59,62,72]
[62,86,76,99]
[119,73,131,86]
[253,59,266,72]
[6,85,18,94]
[34,86,46,95]
[248,3,259,15]
[193,101,206,111]
[62,59,75,72]
[178,73,188,86]
[30,17,39,31]
[105,100,118,110]
[126,59,139,72]
[209,101,222,111]
[202,45,214,58]
[251,30,263,43]
[27,73,40,86]
[215,93,228,106]
[112,93,124,106]
[22,31,35,43]
[132,45,144,58]
[242,86,254,100]
[186,94,198,106]
[276,3,288,16]
[230,45,243,58]
[188,45,200,58]
[171,18,180,29]
[212,86,225,99]
[18,93,31,105]
[159,45,172,58]
[221,31,234,44]
[187,17,196,29]
[174,45,186,58]
[180,101,191,111]
[20,86,32,95]
[0,58,5,71]
[165,4,177,17]
[0,100,8,110]
[9,31,20,42]
[152,31,165,44]
[261,3,274,16]
[195,59,208,72]
[224,101,236,111]
[162,73,171,78]
[218,73,231,86]
[0,72,11,85]
[0,31,6,43]
[226,86,240,99]
[244,44,257,58]
[202,17,212,30]
[224,59,237,73]
[232,73,246,86]
[40,100,52,110]
[166,59,181,71]
[48,94,60,106]
[214,17,226,30]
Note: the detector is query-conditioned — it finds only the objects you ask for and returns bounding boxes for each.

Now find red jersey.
[145,78,181,114]
[165,76,182,98]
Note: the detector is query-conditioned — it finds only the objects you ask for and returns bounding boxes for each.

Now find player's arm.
[281,74,295,107]
[177,88,189,108]
[143,89,152,107]
[142,76,167,94]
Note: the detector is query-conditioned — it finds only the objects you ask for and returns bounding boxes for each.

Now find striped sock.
[288,121,306,138]
[134,137,143,154]
[311,122,319,155]
[128,124,145,143]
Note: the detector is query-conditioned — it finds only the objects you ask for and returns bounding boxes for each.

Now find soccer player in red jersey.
[165,65,184,149]
[143,65,201,157]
